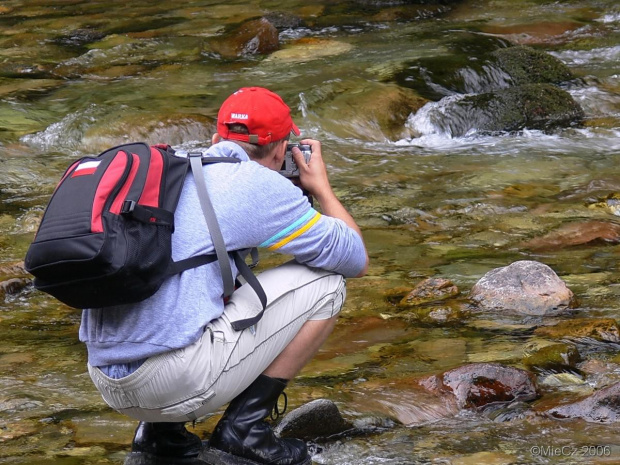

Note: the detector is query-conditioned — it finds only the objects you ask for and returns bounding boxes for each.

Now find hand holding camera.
[284,139,333,204]
[278,144,312,178]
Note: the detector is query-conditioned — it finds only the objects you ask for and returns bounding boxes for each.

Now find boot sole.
[200,447,312,465]
[124,451,208,465]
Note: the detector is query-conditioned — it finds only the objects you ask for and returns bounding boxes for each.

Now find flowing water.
[2,0,620,464]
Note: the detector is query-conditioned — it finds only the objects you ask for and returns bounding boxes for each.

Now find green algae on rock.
[523,342,581,372]
[491,45,576,86]
[534,318,620,343]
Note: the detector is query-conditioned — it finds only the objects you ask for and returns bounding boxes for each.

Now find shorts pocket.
[158,388,216,421]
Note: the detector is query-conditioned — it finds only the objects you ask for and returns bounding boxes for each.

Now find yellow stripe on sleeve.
[267,212,321,251]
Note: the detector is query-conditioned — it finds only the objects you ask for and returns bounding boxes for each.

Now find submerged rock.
[207,18,279,59]
[470,260,575,316]
[400,278,459,307]
[53,28,107,49]
[420,362,539,409]
[546,382,620,423]
[0,278,31,299]
[299,80,427,142]
[81,113,216,153]
[522,221,620,250]
[534,318,620,343]
[264,37,353,63]
[0,261,32,299]
[0,262,28,280]
[523,342,581,372]
[403,303,466,325]
[481,20,585,46]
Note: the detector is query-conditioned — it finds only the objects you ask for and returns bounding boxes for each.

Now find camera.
[279,144,311,178]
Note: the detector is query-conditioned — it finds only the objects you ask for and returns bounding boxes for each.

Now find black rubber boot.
[204,375,311,465]
[127,421,205,464]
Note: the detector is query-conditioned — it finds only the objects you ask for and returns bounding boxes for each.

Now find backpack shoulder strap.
[230,251,268,330]
[188,152,268,329]
[188,153,236,298]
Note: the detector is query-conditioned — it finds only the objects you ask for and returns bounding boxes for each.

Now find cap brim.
[291,122,300,136]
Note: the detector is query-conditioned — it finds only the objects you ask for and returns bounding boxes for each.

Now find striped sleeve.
[259,208,322,251]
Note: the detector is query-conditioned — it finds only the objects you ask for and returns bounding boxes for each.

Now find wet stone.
[534,318,620,343]
[345,377,460,426]
[0,419,39,441]
[470,260,575,316]
[0,277,31,299]
[399,277,459,307]
[539,372,591,394]
[274,398,354,441]
[523,342,581,372]
[81,113,216,153]
[53,28,107,49]
[263,12,304,29]
[0,261,28,280]
[208,18,279,59]
[403,303,465,325]
[450,83,585,135]
[264,38,353,63]
[420,362,539,410]
[522,220,620,250]
[304,81,428,142]
[481,20,585,46]
[546,381,620,423]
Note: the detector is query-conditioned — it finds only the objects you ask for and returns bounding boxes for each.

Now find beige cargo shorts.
[87,262,346,422]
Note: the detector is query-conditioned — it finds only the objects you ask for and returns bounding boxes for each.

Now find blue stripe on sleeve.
[259,209,317,248]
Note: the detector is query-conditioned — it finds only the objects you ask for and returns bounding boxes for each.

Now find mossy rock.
[392,42,574,99]
[391,33,510,99]
[448,83,584,136]
[492,45,575,86]
[523,342,581,372]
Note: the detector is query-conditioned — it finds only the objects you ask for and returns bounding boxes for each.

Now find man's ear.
[274,139,288,161]
[211,133,221,145]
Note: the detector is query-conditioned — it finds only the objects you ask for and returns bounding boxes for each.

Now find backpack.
[24,142,267,331]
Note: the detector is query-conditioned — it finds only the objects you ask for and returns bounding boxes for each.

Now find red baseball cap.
[217,87,300,145]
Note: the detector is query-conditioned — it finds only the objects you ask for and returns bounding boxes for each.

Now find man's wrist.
[313,187,337,208]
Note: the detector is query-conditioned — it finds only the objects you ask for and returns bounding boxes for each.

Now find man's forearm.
[315,188,369,276]
[315,188,362,237]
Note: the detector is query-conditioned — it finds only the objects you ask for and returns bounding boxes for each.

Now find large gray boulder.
[469,260,575,316]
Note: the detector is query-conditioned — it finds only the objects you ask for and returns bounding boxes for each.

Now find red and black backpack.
[25,142,266,330]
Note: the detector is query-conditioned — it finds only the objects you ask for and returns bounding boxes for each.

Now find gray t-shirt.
[79,141,366,367]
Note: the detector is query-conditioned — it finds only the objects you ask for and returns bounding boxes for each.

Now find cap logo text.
[231,113,249,119]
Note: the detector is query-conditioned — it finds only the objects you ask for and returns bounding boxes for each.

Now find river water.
[1,1,620,464]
